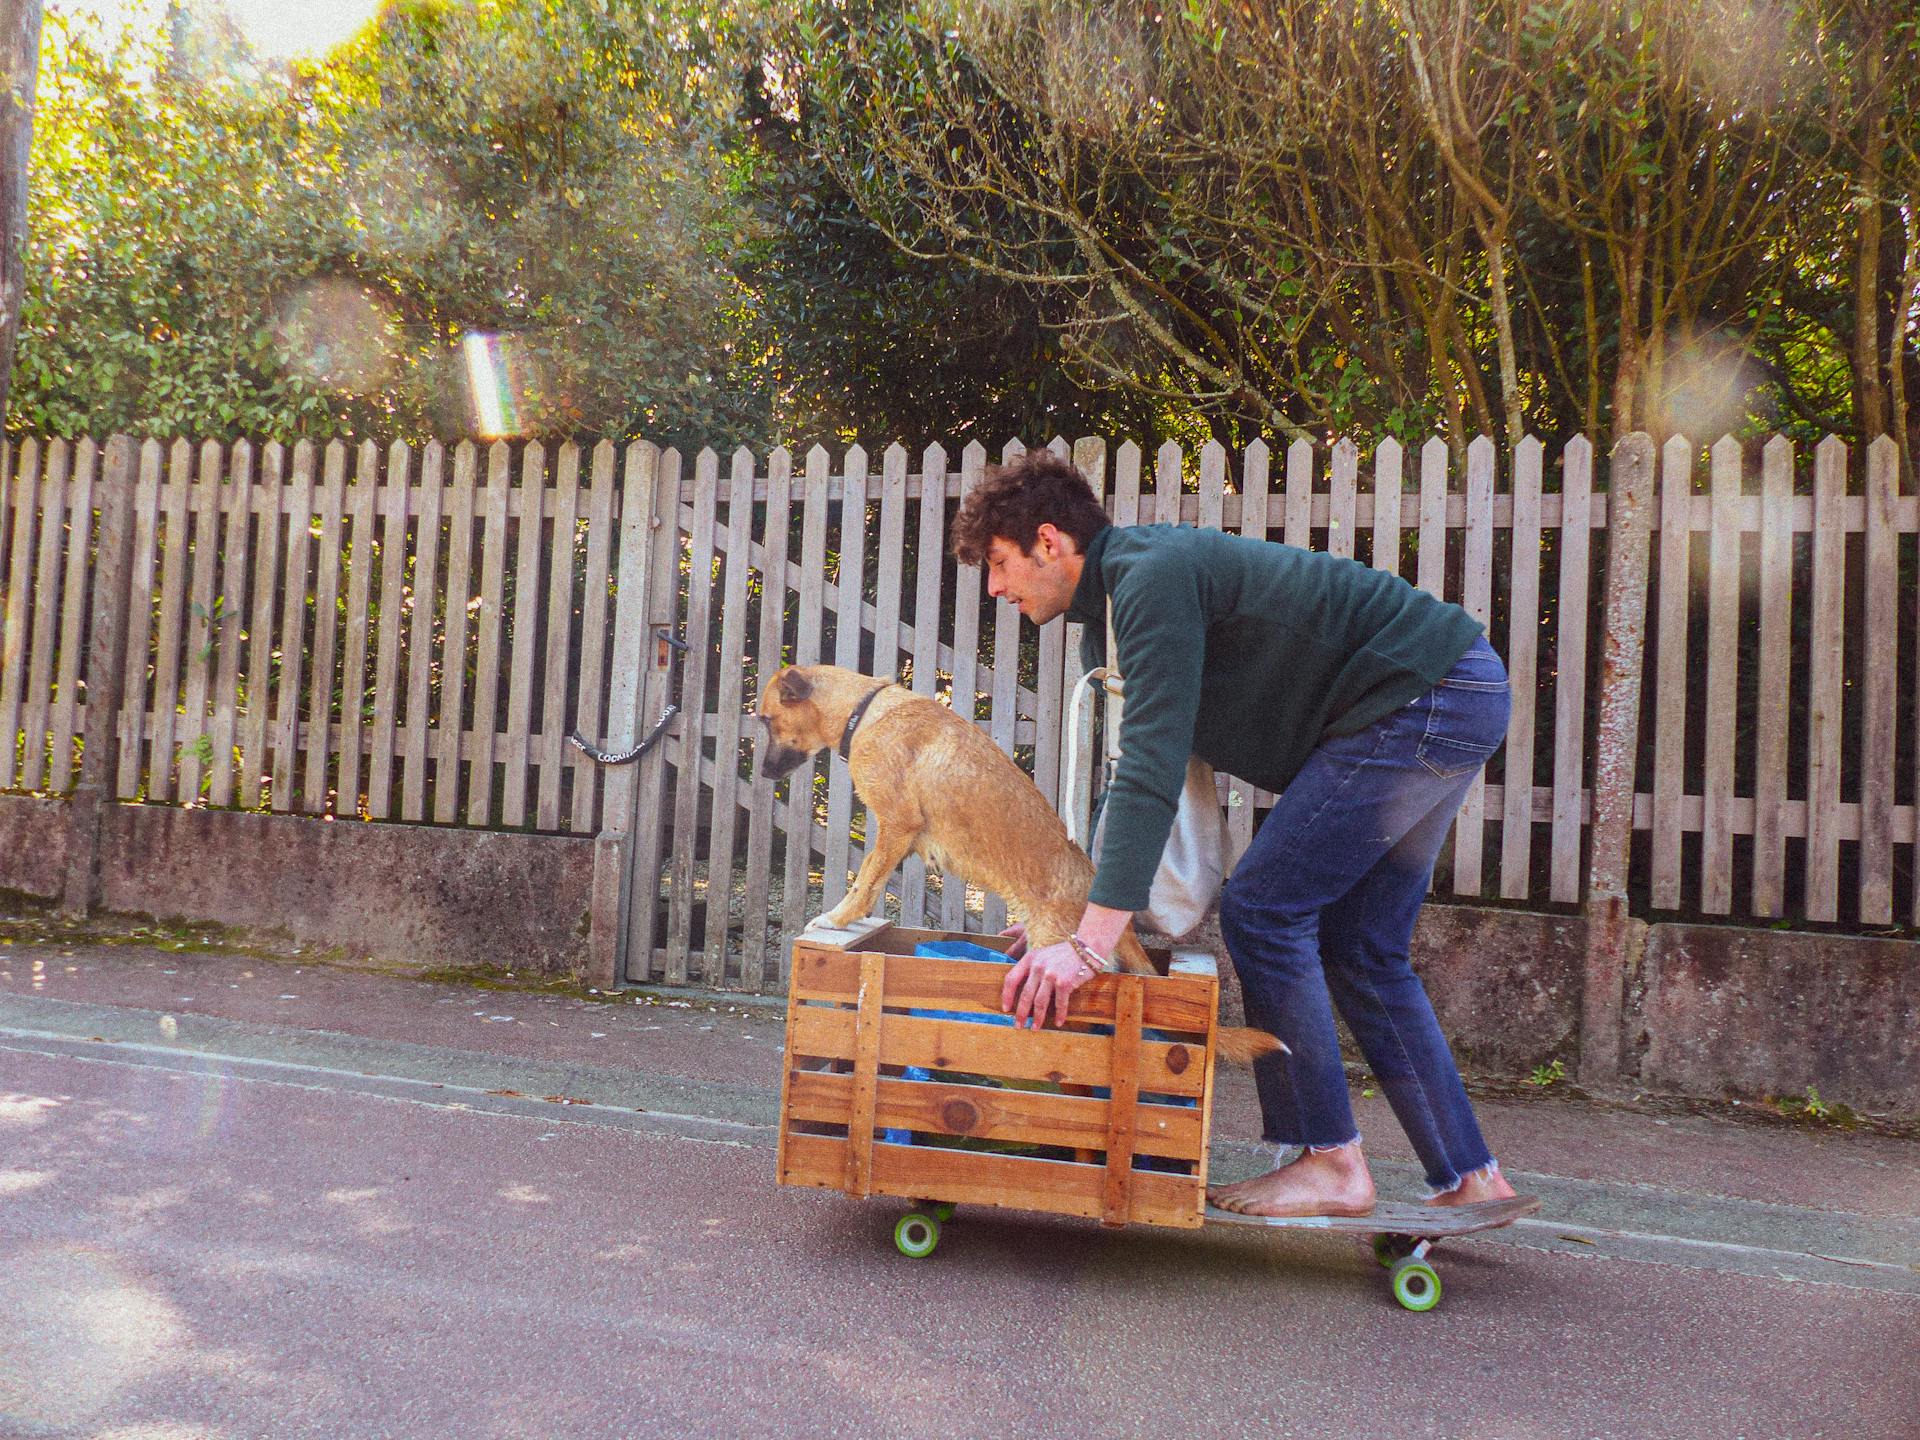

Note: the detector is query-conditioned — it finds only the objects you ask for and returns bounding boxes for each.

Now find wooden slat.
[1451,435,1496,895]
[399,443,445,822]
[367,442,412,820]
[702,448,757,985]
[115,442,162,799]
[1033,435,1069,812]
[983,443,1023,933]
[1649,436,1694,909]
[147,440,194,802]
[1415,437,1448,598]
[463,442,512,824]
[901,443,947,924]
[535,443,581,832]
[1110,439,1142,529]
[1700,437,1743,913]
[1327,438,1357,559]
[239,444,285,811]
[789,946,1217,1033]
[944,443,986,931]
[667,449,721,982]
[201,442,252,807]
[1060,438,1106,854]
[786,1004,1206,1100]
[1371,438,1403,577]
[48,439,96,792]
[270,443,316,812]
[302,442,348,814]
[335,442,379,815]
[566,443,615,834]
[873,444,909,678]
[1284,438,1313,548]
[20,441,67,791]
[432,443,478,823]
[1499,437,1543,899]
[1750,436,1793,917]
[614,444,674,978]
[173,441,222,802]
[742,447,794,984]
[843,952,885,1198]
[778,1131,1201,1229]
[1227,439,1270,867]
[1151,438,1181,528]
[1858,436,1898,924]
[824,446,869,917]
[1549,436,1592,902]
[499,442,547,827]
[1101,973,1144,1226]
[0,439,35,789]
[1804,436,1847,921]
[782,448,832,944]
[784,1071,1201,1160]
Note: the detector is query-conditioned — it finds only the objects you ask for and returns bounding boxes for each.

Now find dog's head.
[754,666,825,780]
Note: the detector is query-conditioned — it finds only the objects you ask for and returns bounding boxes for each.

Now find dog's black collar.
[838,685,888,761]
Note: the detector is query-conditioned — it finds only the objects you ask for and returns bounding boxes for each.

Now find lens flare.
[271,278,400,395]
[462,332,529,439]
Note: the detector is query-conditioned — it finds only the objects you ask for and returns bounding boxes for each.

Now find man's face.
[984,525,1081,624]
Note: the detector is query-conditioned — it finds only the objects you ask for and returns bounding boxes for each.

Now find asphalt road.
[1,947,1917,1440]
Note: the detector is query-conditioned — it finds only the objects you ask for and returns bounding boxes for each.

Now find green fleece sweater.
[1068,523,1484,912]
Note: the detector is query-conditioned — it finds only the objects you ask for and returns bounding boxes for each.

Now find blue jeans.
[1218,635,1510,1194]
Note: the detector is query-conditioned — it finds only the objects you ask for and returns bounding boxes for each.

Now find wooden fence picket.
[742,446,794,983]
[335,442,380,816]
[432,443,478,823]
[48,439,97,793]
[1859,436,1898,925]
[1549,437,1592,902]
[0,439,36,788]
[1649,436,1694,910]
[21,440,66,792]
[239,442,284,812]
[1371,438,1402,578]
[535,442,581,832]
[500,442,547,828]
[1804,436,1847,922]
[1284,438,1313,549]
[702,448,757,984]
[567,442,616,835]
[1328,438,1357,560]
[303,443,347,814]
[824,446,869,919]
[271,442,315,812]
[1700,437,1743,914]
[1226,439,1270,866]
[205,440,253,808]
[399,443,444,823]
[1415,438,1447,600]
[668,449,721,983]
[944,443,987,931]
[464,442,512,825]
[901,442,947,925]
[367,441,412,821]
[1451,436,1495,896]
[782,447,833,947]
[151,441,194,805]
[1499,437,1543,900]
[1750,436,1794,917]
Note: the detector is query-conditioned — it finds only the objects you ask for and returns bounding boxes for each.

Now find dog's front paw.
[806,910,883,933]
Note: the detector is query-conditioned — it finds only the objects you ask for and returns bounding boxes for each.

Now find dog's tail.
[1217,1024,1288,1066]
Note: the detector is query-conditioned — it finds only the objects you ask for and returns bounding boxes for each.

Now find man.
[951,449,1517,1217]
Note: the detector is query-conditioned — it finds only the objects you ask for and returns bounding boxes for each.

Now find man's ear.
[775,668,813,704]
[1035,522,1064,560]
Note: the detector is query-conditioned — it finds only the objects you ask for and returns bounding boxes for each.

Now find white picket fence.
[0,430,1910,988]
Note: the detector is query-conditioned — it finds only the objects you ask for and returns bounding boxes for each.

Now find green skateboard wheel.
[894,1211,940,1258]
[1372,1233,1416,1268]
[1389,1257,1442,1312]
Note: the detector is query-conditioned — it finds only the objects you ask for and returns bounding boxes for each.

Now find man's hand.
[1000,939,1092,1030]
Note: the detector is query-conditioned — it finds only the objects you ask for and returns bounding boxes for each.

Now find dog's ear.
[775,668,813,705]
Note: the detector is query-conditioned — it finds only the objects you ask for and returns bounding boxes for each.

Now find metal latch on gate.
[567,627,689,766]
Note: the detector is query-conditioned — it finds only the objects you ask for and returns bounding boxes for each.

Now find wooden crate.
[776,920,1219,1229]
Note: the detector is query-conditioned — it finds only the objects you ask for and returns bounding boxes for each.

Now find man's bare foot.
[1208,1143,1376,1218]
[1424,1164,1517,1208]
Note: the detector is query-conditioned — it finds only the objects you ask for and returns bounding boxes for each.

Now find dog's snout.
[759,743,811,781]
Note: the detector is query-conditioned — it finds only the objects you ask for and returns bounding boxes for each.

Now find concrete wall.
[2,793,1915,1118]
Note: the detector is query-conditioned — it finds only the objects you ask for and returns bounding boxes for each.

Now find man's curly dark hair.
[949,450,1111,566]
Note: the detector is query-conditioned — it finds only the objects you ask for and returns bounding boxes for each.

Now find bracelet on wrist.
[1067,933,1112,974]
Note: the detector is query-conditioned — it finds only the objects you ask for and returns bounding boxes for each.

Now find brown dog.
[755,663,1283,1065]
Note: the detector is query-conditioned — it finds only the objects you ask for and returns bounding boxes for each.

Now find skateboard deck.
[1204,1194,1540,1235]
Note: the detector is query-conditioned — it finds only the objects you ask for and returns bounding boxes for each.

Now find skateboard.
[888,1194,1539,1313]
[1203,1194,1541,1311]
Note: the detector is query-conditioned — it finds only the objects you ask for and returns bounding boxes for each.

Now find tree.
[0,0,42,422]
